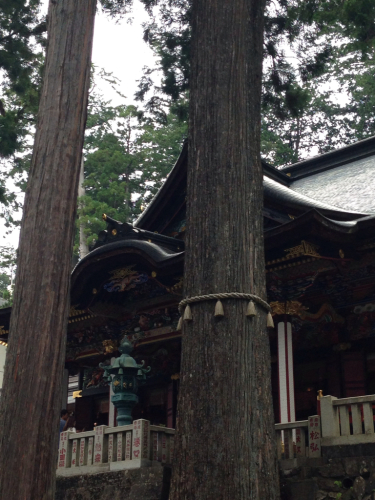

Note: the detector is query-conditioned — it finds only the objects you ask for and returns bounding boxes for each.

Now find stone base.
[280,455,375,500]
[55,465,171,500]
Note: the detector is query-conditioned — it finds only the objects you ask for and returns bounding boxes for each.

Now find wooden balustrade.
[57,394,375,477]
[321,394,375,447]
[275,415,321,459]
[57,419,175,476]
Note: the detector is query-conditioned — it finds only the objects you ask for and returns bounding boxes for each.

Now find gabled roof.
[135,140,367,233]
[280,135,375,180]
[279,136,375,215]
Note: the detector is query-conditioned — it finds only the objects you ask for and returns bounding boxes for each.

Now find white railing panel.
[57,420,174,476]
[321,394,375,447]
[363,403,374,434]
[338,406,350,437]
[117,432,123,462]
[351,404,362,435]
[274,419,313,459]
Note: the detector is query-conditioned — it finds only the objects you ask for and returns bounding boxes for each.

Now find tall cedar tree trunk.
[0,1,96,498]
[169,0,280,498]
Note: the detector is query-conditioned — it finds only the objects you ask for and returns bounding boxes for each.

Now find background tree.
[0,1,96,498]
[0,0,46,220]
[0,245,17,306]
[76,79,187,253]
[136,0,375,164]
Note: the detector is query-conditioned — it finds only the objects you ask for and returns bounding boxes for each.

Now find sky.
[1,1,158,249]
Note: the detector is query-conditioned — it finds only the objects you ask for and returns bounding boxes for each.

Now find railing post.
[93,425,106,465]
[79,438,86,466]
[58,431,70,469]
[351,404,362,435]
[108,434,114,463]
[363,403,374,435]
[320,396,339,438]
[132,419,150,461]
[71,438,78,467]
[87,436,94,465]
[308,415,321,457]
[125,430,132,460]
[117,432,123,462]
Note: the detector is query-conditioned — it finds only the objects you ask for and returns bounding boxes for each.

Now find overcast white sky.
[1,1,157,248]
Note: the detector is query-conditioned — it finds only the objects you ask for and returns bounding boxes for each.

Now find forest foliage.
[0,0,375,263]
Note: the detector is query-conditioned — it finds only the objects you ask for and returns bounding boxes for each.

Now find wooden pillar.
[277,316,295,423]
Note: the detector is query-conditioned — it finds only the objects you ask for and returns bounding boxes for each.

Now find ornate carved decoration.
[69,305,86,317]
[109,265,137,280]
[284,240,320,259]
[271,301,344,324]
[102,339,118,354]
[270,300,309,318]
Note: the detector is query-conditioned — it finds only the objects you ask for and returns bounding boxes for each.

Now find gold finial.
[102,213,107,221]
[317,389,323,400]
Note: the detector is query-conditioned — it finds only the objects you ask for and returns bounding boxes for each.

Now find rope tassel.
[214,299,224,317]
[246,300,257,317]
[177,316,183,331]
[183,304,192,321]
[267,312,274,328]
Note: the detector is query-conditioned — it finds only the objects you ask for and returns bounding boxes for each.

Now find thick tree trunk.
[0,1,96,499]
[79,157,89,258]
[170,0,279,499]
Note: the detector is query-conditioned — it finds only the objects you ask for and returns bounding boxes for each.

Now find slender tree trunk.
[79,157,89,258]
[170,0,279,498]
[0,1,96,498]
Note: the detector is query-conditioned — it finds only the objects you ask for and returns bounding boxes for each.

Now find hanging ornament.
[183,304,193,321]
[246,300,257,317]
[267,312,274,328]
[214,299,224,317]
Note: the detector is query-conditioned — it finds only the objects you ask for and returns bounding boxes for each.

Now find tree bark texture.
[169,0,280,499]
[0,1,96,498]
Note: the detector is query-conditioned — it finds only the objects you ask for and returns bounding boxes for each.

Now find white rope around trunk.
[176,292,274,330]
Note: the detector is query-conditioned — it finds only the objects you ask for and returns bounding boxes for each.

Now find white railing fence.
[57,419,174,476]
[321,394,375,447]
[57,394,375,475]
[275,415,321,460]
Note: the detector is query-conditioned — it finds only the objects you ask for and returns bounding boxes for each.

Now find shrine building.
[2,136,375,431]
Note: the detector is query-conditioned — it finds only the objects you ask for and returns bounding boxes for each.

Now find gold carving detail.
[109,265,137,280]
[69,305,85,317]
[284,240,320,259]
[270,300,309,318]
[102,340,117,354]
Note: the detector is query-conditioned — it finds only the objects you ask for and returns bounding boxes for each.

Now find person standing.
[60,409,69,434]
